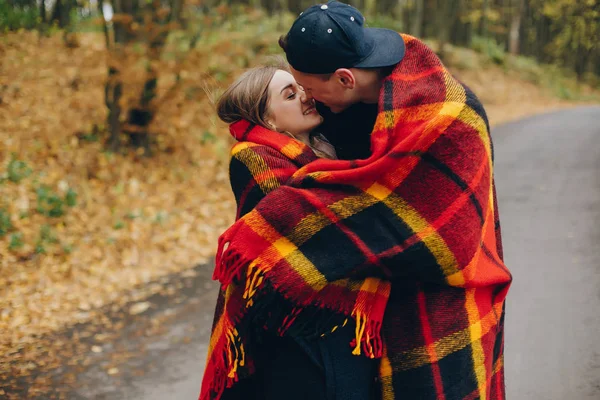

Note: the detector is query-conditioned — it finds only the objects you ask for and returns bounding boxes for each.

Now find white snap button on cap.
[301,27,305,32]
[327,28,332,33]
[321,4,328,9]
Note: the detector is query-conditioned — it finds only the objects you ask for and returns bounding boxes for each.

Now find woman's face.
[266,70,322,135]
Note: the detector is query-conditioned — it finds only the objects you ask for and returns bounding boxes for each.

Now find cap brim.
[354,29,405,69]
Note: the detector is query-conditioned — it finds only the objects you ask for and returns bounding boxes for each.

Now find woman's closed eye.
[286,92,297,100]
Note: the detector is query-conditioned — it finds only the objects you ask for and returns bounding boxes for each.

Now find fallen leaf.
[129,302,151,315]
[182,269,198,278]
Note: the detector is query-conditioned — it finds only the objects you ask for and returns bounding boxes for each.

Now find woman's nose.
[300,91,307,102]
[300,90,313,103]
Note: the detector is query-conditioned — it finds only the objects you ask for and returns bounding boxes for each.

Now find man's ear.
[335,68,355,89]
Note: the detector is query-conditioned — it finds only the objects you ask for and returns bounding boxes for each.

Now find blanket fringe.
[242,261,264,307]
[245,265,385,359]
[350,278,388,358]
[214,227,248,286]
[206,258,388,398]
[351,311,383,358]
[201,324,247,400]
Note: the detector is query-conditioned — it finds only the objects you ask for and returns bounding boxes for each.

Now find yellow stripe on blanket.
[364,182,461,281]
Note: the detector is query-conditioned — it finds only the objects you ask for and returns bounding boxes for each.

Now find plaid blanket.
[201,124,391,399]
[201,35,511,400]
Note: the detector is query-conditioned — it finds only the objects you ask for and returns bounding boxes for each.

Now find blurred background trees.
[99,0,192,155]
[3,0,597,77]
[1,0,598,154]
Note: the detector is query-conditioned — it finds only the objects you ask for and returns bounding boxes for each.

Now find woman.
[218,63,336,161]
[204,62,381,400]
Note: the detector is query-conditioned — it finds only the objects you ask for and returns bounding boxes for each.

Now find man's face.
[290,67,355,114]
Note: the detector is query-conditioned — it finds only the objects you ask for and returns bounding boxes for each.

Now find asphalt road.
[70,106,600,399]
[495,106,600,399]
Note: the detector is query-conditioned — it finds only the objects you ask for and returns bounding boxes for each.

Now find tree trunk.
[50,0,72,28]
[98,0,111,49]
[102,0,128,153]
[376,0,398,15]
[346,0,362,10]
[112,0,138,44]
[288,0,304,13]
[102,0,189,156]
[537,15,548,62]
[509,0,524,54]
[436,0,459,61]
[450,3,471,48]
[105,66,123,153]
[123,0,165,156]
[411,0,424,37]
[39,0,46,22]
[170,0,184,25]
[50,0,62,26]
[479,0,489,38]
[520,0,531,56]
[573,44,590,80]
[363,0,376,17]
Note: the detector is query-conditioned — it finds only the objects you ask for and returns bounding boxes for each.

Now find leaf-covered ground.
[0,30,243,376]
[0,26,597,392]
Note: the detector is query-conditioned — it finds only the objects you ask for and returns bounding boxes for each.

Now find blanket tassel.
[351,311,383,359]
[201,325,246,400]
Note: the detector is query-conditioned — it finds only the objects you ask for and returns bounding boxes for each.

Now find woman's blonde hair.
[216,58,289,129]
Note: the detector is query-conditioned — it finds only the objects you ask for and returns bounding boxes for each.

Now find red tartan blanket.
[201,35,512,400]
[201,125,391,399]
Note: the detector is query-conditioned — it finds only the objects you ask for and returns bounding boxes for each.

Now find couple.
[201,2,512,400]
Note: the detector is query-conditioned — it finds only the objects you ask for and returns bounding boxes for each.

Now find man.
[280,0,404,160]
[275,2,510,399]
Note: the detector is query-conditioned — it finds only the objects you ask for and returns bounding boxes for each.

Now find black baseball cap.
[284,1,405,74]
